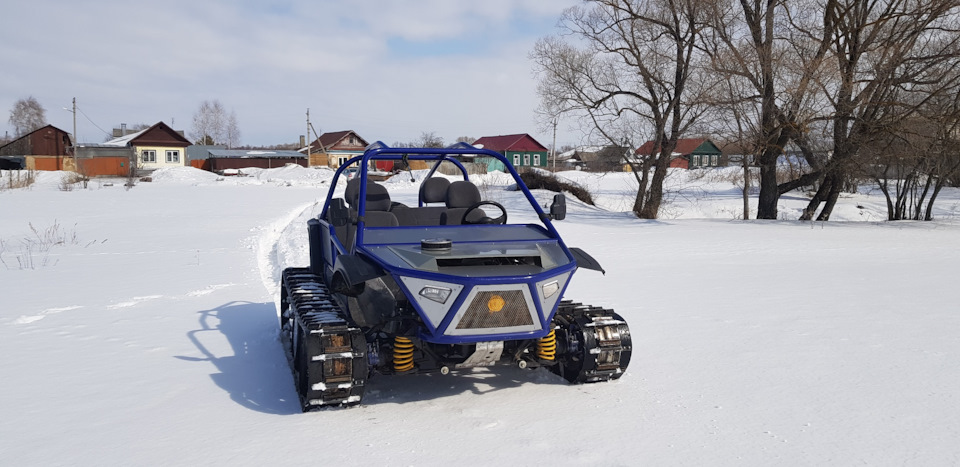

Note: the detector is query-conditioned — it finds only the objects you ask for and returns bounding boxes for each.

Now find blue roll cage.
[316,143,578,343]
[319,143,564,245]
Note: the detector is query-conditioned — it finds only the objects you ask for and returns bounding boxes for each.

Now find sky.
[0,0,585,148]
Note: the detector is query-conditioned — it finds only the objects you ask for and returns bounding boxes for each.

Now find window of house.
[142,150,156,163]
[165,150,180,163]
[338,156,349,167]
[523,154,530,166]
[692,155,700,166]
[533,154,541,166]
[513,154,520,166]
[711,155,718,166]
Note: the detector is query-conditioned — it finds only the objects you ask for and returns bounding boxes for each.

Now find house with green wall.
[635,138,723,169]
[472,134,549,172]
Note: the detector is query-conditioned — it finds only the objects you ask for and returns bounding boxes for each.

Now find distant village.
[0,121,730,177]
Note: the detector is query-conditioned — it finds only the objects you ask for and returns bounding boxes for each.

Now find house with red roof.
[472,133,549,172]
[634,138,722,169]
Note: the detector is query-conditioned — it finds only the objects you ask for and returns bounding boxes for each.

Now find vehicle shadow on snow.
[175,301,301,415]
[175,301,572,412]
[361,366,570,406]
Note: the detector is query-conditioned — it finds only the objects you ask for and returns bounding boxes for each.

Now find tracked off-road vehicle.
[279,143,631,410]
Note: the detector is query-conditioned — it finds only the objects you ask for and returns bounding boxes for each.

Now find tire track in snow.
[254,200,322,315]
[13,305,85,324]
[10,286,237,325]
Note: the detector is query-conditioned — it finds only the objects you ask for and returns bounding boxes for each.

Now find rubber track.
[282,267,367,410]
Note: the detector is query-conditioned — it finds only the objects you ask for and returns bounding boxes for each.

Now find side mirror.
[329,198,349,227]
[549,194,566,221]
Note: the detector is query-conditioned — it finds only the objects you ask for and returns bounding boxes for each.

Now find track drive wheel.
[551,301,632,384]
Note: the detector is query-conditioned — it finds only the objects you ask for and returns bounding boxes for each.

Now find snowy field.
[2,166,959,466]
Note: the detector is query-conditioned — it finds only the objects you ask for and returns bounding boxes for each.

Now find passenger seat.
[392,177,452,226]
[440,181,482,225]
[341,179,398,247]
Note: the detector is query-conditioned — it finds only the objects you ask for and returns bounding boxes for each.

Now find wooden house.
[307,131,369,168]
[634,138,723,169]
[102,121,190,173]
[472,134,549,172]
[0,125,73,171]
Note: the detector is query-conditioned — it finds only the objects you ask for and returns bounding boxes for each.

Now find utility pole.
[551,117,557,170]
[63,98,77,163]
[68,97,85,185]
[306,110,326,167]
[72,98,77,152]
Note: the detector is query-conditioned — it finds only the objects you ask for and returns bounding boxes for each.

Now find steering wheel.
[462,201,508,225]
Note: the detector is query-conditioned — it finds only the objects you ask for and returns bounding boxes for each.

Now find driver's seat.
[440,181,482,225]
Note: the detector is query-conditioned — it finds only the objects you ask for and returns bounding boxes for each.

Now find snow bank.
[241,165,335,187]
[0,170,80,191]
[149,166,221,184]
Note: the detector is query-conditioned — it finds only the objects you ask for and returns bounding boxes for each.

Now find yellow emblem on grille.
[487,295,505,313]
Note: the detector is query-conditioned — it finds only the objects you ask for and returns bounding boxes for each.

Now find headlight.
[419,285,452,304]
[541,280,560,299]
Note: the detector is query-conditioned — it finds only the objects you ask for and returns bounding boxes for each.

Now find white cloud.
[1,0,583,147]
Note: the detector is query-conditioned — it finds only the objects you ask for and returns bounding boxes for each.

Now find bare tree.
[800,0,960,220]
[9,96,47,137]
[224,111,241,149]
[702,0,835,219]
[414,131,444,148]
[190,100,233,146]
[703,74,766,219]
[533,0,712,219]
[862,90,960,220]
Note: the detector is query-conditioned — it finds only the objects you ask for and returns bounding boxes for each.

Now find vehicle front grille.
[456,290,533,329]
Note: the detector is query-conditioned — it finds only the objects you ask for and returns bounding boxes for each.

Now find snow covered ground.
[2,166,959,466]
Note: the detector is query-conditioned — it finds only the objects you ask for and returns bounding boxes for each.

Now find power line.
[74,105,112,139]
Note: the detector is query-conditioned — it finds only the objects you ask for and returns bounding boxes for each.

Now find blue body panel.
[317,143,579,344]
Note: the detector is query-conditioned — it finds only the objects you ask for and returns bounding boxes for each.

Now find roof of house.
[635,138,720,156]
[472,134,548,152]
[208,149,305,159]
[0,125,72,156]
[312,130,368,151]
[102,129,147,147]
[102,122,189,148]
[1,124,70,142]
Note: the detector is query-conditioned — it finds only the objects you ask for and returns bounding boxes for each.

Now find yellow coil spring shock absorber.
[393,336,415,372]
[537,329,557,361]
